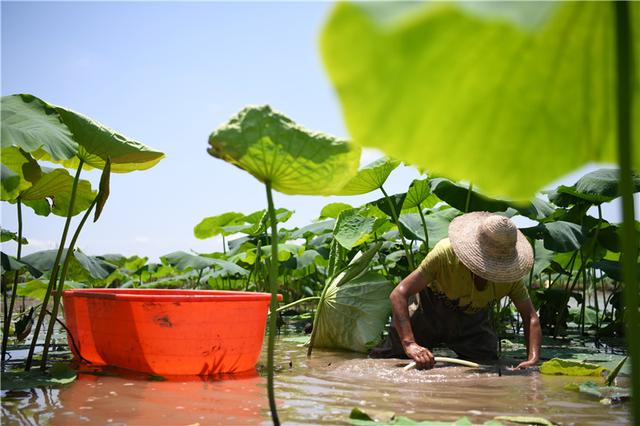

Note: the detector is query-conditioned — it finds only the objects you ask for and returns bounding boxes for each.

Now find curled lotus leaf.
[208,105,361,195]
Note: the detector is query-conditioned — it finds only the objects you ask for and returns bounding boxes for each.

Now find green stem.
[264,182,280,426]
[1,199,23,365]
[465,183,474,213]
[275,297,321,313]
[416,202,429,254]
[25,159,84,371]
[40,182,97,370]
[614,2,638,423]
[380,186,415,270]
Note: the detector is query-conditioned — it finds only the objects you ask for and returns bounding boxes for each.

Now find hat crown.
[478,216,517,256]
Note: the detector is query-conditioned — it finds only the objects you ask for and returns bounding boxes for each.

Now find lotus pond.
[1,326,632,425]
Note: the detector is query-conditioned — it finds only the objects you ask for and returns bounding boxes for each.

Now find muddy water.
[1,336,631,425]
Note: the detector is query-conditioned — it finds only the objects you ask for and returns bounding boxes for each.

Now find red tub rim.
[63,289,282,303]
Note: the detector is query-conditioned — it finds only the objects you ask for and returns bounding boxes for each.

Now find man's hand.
[515,359,538,369]
[403,342,436,370]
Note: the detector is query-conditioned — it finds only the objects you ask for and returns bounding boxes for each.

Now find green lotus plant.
[207,105,361,425]
[1,94,165,371]
[321,3,639,419]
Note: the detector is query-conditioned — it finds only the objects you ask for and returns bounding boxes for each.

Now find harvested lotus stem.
[403,357,480,371]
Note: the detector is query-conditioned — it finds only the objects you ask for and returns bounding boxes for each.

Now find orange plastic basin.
[62,289,280,375]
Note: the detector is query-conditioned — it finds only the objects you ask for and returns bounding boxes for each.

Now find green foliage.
[208,105,361,195]
[161,251,248,276]
[17,279,85,302]
[334,208,378,250]
[320,2,640,199]
[1,94,77,161]
[540,358,608,377]
[20,249,117,282]
[337,156,400,195]
[320,202,353,219]
[549,168,640,207]
[403,178,439,210]
[0,228,27,244]
[194,212,247,239]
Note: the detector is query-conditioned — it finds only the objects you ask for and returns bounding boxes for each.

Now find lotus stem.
[464,182,474,212]
[416,202,429,254]
[380,186,415,270]
[40,195,97,370]
[614,2,638,423]
[1,199,23,366]
[264,181,280,426]
[275,297,321,313]
[25,159,84,371]
[402,357,481,371]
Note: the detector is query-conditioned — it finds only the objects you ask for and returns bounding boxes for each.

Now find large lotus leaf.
[296,249,327,270]
[371,193,406,219]
[208,105,361,195]
[1,147,42,201]
[319,202,353,219]
[162,251,248,275]
[194,212,246,239]
[0,164,22,201]
[521,221,584,253]
[320,2,640,199]
[336,156,400,195]
[540,358,607,377]
[430,178,555,220]
[314,271,392,353]
[34,105,165,173]
[0,94,77,161]
[551,168,640,206]
[221,208,293,235]
[334,209,377,250]
[402,178,439,210]
[20,168,96,217]
[290,219,335,240]
[20,249,115,282]
[564,381,631,403]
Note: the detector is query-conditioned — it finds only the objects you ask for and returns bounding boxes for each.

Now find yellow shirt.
[418,238,530,314]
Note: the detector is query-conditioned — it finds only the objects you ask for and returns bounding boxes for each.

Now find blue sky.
[1,2,635,261]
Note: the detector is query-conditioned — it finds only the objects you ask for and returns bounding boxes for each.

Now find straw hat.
[448,212,534,283]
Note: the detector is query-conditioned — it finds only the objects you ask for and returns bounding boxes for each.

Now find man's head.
[448,212,533,283]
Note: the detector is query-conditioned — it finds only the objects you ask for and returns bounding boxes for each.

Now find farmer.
[371,212,541,369]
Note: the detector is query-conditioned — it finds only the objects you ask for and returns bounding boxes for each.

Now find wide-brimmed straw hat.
[448,212,534,283]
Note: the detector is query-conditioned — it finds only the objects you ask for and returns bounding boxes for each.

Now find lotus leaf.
[521,221,584,253]
[1,228,27,244]
[314,271,392,353]
[208,105,360,195]
[0,94,77,161]
[403,178,439,210]
[320,202,353,219]
[290,219,335,240]
[337,156,400,195]
[400,208,461,249]
[321,2,640,199]
[1,363,77,391]
[540,358,608,376]
[19,168,96,217]
[0,252,40,277]
[17,279,85,302]
[551,168,640,206]
[162,251,248,275]
[20,249,116,282]
[194,212,246,239]
[333,209,377,250]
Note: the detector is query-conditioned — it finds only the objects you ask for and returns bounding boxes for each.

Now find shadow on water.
[1,335,631,425]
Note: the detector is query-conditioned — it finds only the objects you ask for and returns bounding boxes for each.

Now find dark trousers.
[370,288,498,363]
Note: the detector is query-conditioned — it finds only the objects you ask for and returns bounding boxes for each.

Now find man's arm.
[512,297,541,369]
[389,268,435,369]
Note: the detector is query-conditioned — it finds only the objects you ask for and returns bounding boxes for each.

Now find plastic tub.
[62,289,280,375]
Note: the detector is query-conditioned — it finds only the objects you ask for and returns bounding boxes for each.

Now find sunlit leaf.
[540,358,608,376]
[334,209,377,250]
[320,2,640,199]
[337,156,400,195]
[20,168,96,217]
[319,202,353,219]
[194,212,246,239]
[208,105,361,195]
[93,157,111,222]
[403,178,439,210]
[17,279,85,302]
[551,168,640,206]
[0,94,77,161]
[20,249,116,281]
[162,251,248,275]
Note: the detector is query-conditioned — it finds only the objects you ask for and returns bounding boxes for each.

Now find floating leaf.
[540,358,607,377]
[493,416,555,426]
[1,364,77,391]
[208,105,361,195]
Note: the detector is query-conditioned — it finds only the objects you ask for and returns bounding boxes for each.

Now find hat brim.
[448,212,534,283]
